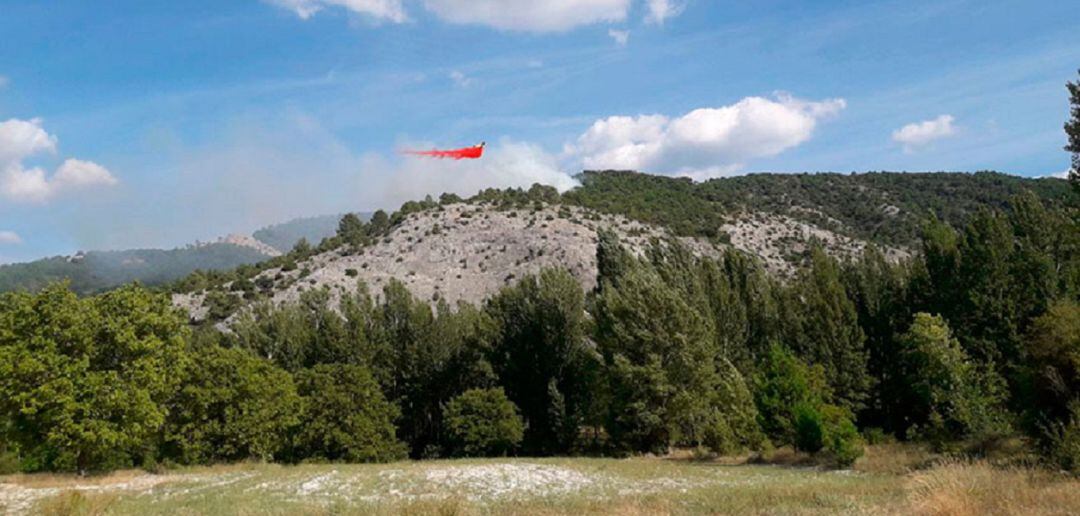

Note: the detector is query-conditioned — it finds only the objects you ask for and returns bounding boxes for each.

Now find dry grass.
[903,460,1080,516]
[7,449,1080,515]
[855,442,936,475]
[34,491,116,516]
[0,470,150,490]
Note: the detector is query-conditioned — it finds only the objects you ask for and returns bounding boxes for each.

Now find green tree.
[843,246,912,432]
[784,247,872,412]
[594,259,760,454]
[0,284,188,472]
[1025,301,1080,426]
[337,213,367,246]
[163,345,300,464]
[955,209,1020,367]
[754,345,832,445]
[369,210,391,235]
[443,388,525,457]
[292,237,312,256]
[487,268,593,455]
[376,280,498,457]
[294,364,407,462]
[898,313,1010,444]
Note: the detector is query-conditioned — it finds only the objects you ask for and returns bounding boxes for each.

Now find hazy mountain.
[0,213,352,295]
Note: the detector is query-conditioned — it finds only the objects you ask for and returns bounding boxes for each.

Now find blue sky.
[0,0,1077,263]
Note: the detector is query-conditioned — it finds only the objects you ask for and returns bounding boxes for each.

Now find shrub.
[294,364,407,463]
[754,344,831,445]
[444,388,524,457]
[1046,403,1080,473]
[822,405,864,467]
[794,403,825,453]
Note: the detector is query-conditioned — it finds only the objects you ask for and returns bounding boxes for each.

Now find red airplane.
[403,141,485,160]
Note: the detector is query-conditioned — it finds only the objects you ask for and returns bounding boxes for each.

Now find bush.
[444,388,524,457]
[294,364,407,463]
[822,405,864,467]
[754,344,831,446]
[794,403,825,453]
[792,403,863,467]
[1046,403,1080,473]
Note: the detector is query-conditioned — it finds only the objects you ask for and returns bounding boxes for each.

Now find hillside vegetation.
[565,170,1076,246]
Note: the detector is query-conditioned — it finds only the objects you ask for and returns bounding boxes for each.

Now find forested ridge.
[564,169,1076,246]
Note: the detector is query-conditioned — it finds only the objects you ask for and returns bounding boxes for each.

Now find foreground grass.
[3,447,1079,515]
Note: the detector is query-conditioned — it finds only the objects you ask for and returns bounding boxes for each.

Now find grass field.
[3,445,1079,515]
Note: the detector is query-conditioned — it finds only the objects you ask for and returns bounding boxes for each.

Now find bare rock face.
[721,212,909,275]
[210,234,283,257]
[173,202,906,324]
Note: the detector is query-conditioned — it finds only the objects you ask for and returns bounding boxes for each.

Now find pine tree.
[842,246,912,431]
[594,258,759,454]
[486,268,591,455]
[785,247,872,413]
[955,209,1019,366]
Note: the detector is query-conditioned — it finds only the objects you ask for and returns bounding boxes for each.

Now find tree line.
[2,187,1078,473]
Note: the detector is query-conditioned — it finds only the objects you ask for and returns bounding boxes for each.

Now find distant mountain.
[0,213,353,295]
[252,214,347,253]
[0,244,271,295]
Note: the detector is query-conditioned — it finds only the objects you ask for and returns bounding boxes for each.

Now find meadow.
[5,445,1080,515]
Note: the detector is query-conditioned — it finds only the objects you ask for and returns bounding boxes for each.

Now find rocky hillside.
[174,201,902,324]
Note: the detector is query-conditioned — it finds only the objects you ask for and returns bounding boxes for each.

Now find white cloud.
[53,159,119,189]
[269,0,685,32]
[892,114,957,152]
[644,0,684,24]
[266,0,408,22]
[448,70,473,88]
[422,0,630,32]
[0,118,117,203]
[608,29,630,46]
[0,231,21,245]
[565,93,846,177]
[0,118,57,164]
[0,76,8,89]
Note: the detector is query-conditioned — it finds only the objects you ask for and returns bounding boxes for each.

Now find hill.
[0,214,345,295]
[168,170,1071,324]
[3,171,1069,298]
[564,170,1076,247]
[251,213,347,252]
